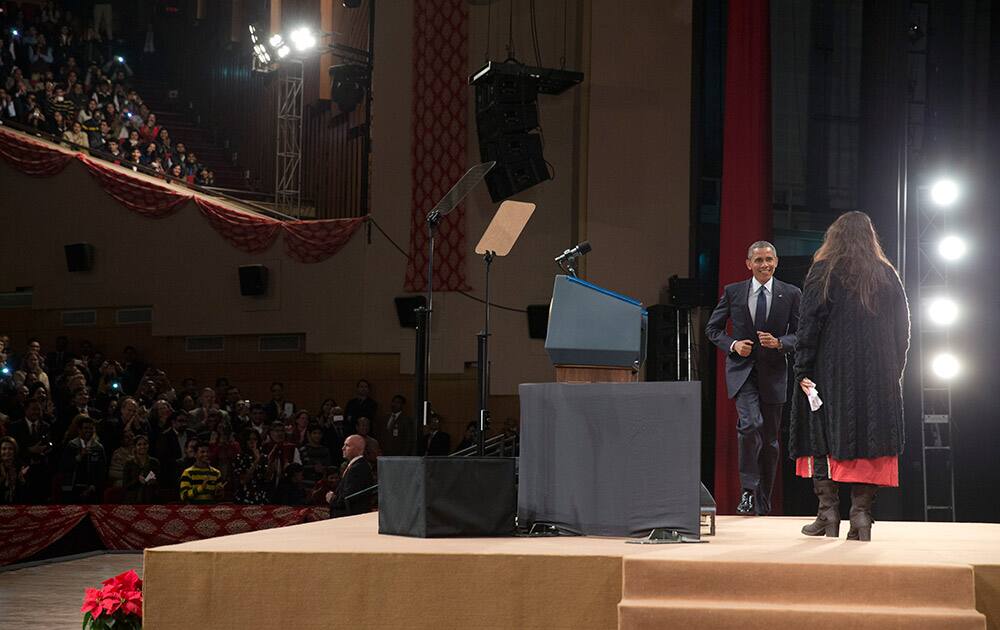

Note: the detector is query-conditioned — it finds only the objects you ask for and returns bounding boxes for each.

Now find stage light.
[269,34,284,48]
[290,27,316,52]
[938,235,968,261]
[278,45,291,58]
[248,24,258,44]
[930,179,960,207]
[927,297,959,326]
[931,353,961,380]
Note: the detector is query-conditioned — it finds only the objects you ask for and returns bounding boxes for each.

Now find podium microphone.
[554,241,592,263]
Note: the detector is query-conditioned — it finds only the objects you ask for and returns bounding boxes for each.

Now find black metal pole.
[413,305,428,455]
[476,252,494,456]
[360,0,375,217]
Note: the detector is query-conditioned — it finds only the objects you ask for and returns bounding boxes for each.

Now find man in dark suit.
[419,415,451,456]
[7,399,54,502]
[379,394,413,456]
[328,434,375,517]
[706,241,800,515]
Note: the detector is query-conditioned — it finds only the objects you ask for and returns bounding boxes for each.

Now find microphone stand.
[476,250,495,456]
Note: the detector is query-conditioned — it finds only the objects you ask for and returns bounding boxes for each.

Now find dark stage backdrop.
[714,0,774,514]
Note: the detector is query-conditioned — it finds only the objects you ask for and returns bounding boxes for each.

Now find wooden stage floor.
[139,513,1000,630]
[0,553,143,630]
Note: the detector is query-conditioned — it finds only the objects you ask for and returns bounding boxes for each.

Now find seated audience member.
[119,396,150,441]
[189,387,230,433]
[264,382,291,423]
[178,443,224,504]
[13,351,50,391]
[420,415,451,456]
[156,411,194,499]
[275,462,306,506]
[288,410,310,446]
[233,429,272,504]
[61,416,107,503]
[106,429,135,497]
[7,399,53,502]
[264,421,301,475]
[308,466,341,506]
[299,424,332,492]
[0,436,27,504]
[62,120,89,148]
[344,379,377,435]
[122,434,159,504]
[327,435,375,518]
[247,403,269,437]
[455,422,480,452]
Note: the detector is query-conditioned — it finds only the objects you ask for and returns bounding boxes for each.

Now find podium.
[544,275,647,382]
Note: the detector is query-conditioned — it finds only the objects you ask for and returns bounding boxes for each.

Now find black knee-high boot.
[847,483,878,541]
[801,478,840,537]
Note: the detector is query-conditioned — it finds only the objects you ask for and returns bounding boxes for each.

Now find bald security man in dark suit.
[706,241,800,515]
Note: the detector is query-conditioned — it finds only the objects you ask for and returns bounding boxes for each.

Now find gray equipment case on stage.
[518,381,701,537]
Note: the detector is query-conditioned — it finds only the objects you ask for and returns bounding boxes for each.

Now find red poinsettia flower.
[102,569,142,593]
[81,587,103,617]
[122,590,143,617]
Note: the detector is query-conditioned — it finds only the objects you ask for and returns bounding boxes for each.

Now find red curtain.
[0,505,88,565]
[195,197,283,254]
[715,0,774,515]
[0,129,74,176]
[404,0,470,292]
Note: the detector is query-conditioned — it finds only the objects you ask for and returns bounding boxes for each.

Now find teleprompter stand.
[472,200,536,455]
[413,162,495,453]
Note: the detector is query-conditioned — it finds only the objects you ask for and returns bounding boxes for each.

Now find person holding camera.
[60,415,107,503]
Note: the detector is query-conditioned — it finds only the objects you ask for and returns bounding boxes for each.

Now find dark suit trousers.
[733,368,782,514]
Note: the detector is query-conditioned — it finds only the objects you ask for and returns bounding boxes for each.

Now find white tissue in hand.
[807,386,823,412]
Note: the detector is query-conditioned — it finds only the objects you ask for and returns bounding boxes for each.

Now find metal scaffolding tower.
[275,59,304,217]
[914,185,957,522]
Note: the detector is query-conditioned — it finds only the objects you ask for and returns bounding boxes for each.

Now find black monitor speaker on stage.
[526,304,549,339]
[378,457,516,537]
[238,264,268,296]
[64,243,95,272]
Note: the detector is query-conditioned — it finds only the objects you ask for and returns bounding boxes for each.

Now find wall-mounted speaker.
[64,243,94,273]
[526,304,549,339]
[394,296,428,328]
[238,265,269,296]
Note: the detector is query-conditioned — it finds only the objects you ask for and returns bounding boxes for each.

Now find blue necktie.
[754,287,768,331]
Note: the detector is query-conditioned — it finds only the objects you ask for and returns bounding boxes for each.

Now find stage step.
[619,558,986,630]
[618,600,986,629]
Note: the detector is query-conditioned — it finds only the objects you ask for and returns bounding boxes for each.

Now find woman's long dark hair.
[810,211,897,313]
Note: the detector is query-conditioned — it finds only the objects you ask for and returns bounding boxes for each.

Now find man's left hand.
[757,331,781,349]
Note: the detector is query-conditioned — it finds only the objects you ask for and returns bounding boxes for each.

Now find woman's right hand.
[799,378,816,395]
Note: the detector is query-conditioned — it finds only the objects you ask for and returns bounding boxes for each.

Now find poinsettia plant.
[81,569,143,630]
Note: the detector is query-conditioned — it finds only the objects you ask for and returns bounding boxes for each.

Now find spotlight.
[938,235,967,261]
[248,24,258,44]
[269,34,284,48]
[931,353,961,380]
[290,26,317,52]
[930,179,960,207]
[927,297,959,326]
[278,45,291,58]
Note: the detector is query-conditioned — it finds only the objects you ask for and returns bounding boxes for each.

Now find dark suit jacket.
[705,278,801,404]
[419,430,451,456]
[329,457,375,518]
[7,419,52,459]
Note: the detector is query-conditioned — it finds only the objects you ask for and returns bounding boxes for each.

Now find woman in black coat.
[791,211,910,541]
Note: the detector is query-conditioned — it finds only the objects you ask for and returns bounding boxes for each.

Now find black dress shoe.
[736,490,755,515]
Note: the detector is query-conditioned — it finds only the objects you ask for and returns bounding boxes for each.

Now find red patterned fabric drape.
[0,129,75,176]
[0,505,88,565]
[284,216,367,263]
[404,0,470,292]
[0,128,364,262]
[88,504,313,550]
[194,197,283,254]
[80,156,189,218]
[715,0,775,515]
[0,505,332,564]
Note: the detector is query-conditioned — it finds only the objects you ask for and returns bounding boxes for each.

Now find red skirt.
[795,455,899,487]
